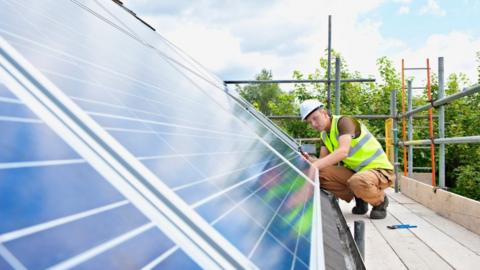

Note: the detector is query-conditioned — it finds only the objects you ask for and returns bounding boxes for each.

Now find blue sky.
[371,0,480,50]
[127,0,480,85]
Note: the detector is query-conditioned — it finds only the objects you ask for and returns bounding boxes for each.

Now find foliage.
[237,69,282,116]
[452,164,480,201]
[237,52,480,201]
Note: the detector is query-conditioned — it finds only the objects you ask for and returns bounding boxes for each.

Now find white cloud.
[127,0,478,86]
[391,32,480,86]
[419,0,446,16]
[398,6,410,14]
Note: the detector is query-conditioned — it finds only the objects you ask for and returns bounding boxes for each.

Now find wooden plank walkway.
[339,188,480,270]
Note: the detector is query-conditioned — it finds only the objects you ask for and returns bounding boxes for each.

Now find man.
[298,99,395,219]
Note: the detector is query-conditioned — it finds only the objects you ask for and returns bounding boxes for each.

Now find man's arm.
[311,134,352,170]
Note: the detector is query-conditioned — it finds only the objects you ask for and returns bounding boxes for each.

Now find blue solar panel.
[0,88,200,270]
[0,0,323,269]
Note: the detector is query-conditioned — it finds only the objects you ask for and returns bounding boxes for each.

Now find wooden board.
[387,192,480,270]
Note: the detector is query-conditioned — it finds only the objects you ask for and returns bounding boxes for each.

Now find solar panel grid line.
[157,35,224,86]
[137,149,270,161]
[169,66,315,185]
[6,0,284,150]
[235,177,312,250]
[171,159,274,191]
[0,29,209,111]
[0,96,22,104]
[38,48,258,207]
[68,0,144,49]
[68,95,214,126]
[90,0,144,42]
[0,200,129,243]
[0,244,26,270]
[143,163,288,270]
[86,110,256,139]
[38,66,215,119]
[1,38,250,270]
[46,222,156,270]
[227,196,311,269]
[145,165,291,269]
[0,147,268,171]
[0,115,42,123]
[290,192,310,270]
[5,2,219,108]
[95,0,224,88]
[139,167,286,270]
[242,179,312,245]
[3,0,91,47]
[140,246,179,270]
[187,158,312,269]
[247,172,299,259]
[153,50,315,187]
[145,161,306,269]
[190,162,286,209]
[225,92,300,151]
[0,158,84,170]
[83,0,226,92]
[103,126,257,141]
[142,165,287,269]
[209,165,291,225]
[40,67,213,115]
[1,6,221,112]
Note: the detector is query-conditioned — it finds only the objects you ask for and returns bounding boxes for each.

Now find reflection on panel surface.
[0,0,317,269]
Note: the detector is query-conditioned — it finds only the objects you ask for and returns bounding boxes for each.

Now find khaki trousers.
[319,165,395,206]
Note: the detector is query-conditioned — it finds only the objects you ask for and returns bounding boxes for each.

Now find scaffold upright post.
[391,89,400,193]
[335,57,341,115]
[426,58,437,187]
[401,59,407,176]
[407,80,413,177]
[438,57,446,188]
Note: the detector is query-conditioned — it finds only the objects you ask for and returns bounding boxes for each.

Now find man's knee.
[347,171,376,192]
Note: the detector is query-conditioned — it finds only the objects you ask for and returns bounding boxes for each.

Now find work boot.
[352,197,368,215]
[370,196,389,219]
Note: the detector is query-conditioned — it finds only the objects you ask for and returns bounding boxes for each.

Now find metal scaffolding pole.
[335,57,341,115]
[402,136,480,145]
[268,114,435,120]
[407,80,413,177]
[391,89,400,193]
[327,15,332,111]
[402,83,480,118]
[224,78,375,84]
[438,57,446,188]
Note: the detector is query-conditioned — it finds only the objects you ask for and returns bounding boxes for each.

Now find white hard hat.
[300,99,324,120]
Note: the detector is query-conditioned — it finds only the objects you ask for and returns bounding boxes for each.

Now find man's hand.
[301,152,317,163]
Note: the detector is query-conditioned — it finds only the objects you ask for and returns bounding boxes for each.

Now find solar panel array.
[0,1,327,269]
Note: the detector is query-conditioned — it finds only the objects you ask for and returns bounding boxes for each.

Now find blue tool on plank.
[387,224,417,229]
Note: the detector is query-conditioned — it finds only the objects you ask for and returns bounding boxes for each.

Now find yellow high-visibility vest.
[321,115,393,172]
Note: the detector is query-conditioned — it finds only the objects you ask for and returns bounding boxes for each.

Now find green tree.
[476,51,480,84]
[237,69,282,116]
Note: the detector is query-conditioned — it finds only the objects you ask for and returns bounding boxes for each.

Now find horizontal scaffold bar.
[401,136,480,145]
[402,84,480,118]
[224,78,375,84]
